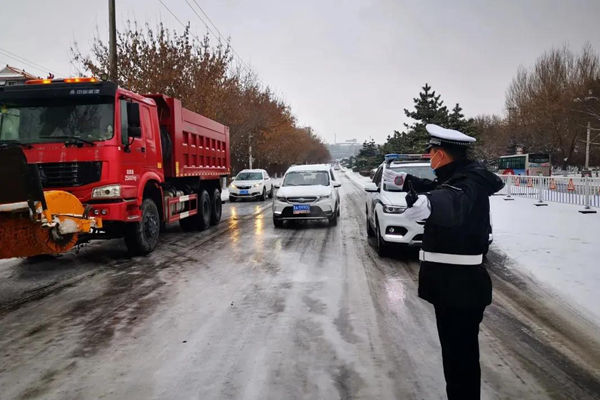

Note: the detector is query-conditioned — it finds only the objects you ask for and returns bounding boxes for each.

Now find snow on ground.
[344,169,372,188]
[491,196,600,325]
[346,168,600,325]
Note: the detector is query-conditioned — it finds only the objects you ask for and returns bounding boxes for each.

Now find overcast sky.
[1,0,599,143]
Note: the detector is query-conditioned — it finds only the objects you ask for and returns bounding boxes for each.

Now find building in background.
[327,139,362,160]
[0,65,37,86]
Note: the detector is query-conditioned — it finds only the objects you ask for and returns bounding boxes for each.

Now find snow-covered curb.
[345,169,600,326]
[490,196,600,325]
[344,169,372,189]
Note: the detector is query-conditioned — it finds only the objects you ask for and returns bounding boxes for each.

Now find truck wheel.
[180,190,211,231]
[124,198,160,256]
[210,188,222,225]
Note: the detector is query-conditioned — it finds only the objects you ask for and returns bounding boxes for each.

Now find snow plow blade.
[0,145,101,259]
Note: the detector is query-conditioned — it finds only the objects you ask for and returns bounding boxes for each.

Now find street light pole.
[585,120,591,170]
[248,131,253,169]
[573,94,599,172]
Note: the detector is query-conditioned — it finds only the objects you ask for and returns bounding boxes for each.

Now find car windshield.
[283,171,330,186]
[385,165,435,192]
[236,172,263,180]
[0,98,115,144]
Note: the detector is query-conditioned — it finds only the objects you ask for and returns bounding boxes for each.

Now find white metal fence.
[496,175,600,209]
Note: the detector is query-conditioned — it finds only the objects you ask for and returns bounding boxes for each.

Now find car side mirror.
[364,182,379,192]
[274,184,280,189]
[333,182,341,188]
[264,177,269,180]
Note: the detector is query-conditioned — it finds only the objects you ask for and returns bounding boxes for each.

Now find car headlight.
[382,204,406,214]
[318,194,330,200]
[253,183,262,188]
[91,184,121,199]
[230,183,237,189]
[276,196,287,202]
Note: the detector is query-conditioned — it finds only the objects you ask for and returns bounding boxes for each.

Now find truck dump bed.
[146,94,230,179]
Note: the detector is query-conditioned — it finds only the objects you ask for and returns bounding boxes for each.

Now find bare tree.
[505,44,600,167]
[71,21,330,173]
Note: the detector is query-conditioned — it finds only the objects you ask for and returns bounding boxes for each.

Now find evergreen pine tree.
[400,83,449,153]
[355,139,382,171]
[383,84,474,154]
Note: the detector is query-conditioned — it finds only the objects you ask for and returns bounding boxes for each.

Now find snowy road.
[0,175,599,399]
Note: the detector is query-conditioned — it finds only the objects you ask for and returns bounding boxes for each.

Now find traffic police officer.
[383,124,504,400]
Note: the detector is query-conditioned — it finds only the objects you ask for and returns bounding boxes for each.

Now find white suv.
[229,169,273,201]
[365,155,493,256]
[365,156,435,255]
[273,164,341,227]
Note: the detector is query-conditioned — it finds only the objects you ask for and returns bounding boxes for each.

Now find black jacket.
[405,159,504,308]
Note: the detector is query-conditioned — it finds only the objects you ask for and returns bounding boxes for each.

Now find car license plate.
[240,190,249,195]
[293,204,310,214]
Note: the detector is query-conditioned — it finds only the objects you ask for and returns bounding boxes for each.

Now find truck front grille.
[37,162,102,188]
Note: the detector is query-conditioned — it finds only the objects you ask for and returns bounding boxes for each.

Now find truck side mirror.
[128,126,142,138]
[127,102,142,138]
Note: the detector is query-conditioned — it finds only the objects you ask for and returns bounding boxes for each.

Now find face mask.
[430,150,445,170]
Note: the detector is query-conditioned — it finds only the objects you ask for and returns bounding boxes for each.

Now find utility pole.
[585,120,591,171]
[108,0,117,82]
[248,132,253,169]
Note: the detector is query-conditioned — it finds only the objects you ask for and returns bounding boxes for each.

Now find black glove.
[405,181,418,208]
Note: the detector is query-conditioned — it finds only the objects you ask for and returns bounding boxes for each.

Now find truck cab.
[0,78,230,256]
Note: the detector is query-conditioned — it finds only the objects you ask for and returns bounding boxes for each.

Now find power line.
[183,0,218,39]
[0,47,60,77]
[157,0,187,29]
[157,0,207,46]
[183,0,252,73]
[191,0,225,41]
[192,0,252,73]
[157,0,252,74]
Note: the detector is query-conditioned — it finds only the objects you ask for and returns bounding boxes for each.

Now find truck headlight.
[383,204,406,214]
[91,184,121,199]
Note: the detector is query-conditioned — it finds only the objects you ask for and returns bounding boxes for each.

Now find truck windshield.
[283,171,330,186]
[0,99,114,144]
[236,172,263,180]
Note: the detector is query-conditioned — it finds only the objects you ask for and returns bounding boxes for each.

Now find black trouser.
[434,305,486,400]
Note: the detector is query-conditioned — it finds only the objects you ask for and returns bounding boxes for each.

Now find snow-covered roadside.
[490,196,600,325]
[345,168,600,325]
[344,169,372,189]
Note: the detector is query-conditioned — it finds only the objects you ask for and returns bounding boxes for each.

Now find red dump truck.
[0,78,230,258]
